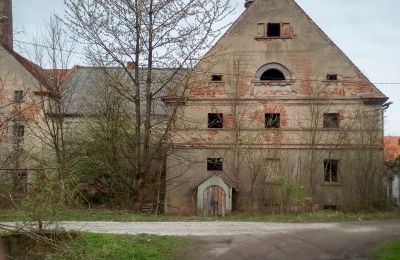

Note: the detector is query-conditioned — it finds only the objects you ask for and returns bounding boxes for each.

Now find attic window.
[211,74,223,82]
[267,23,281,37]
[13,124,25,138]
[327,74,338,81]
[261,69,285,81]
[208,113,223,128]
[207,158,223,171]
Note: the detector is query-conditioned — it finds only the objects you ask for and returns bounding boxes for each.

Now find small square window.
[211,74,223,82]
[326,74,338,81]
[323,113,339,128]
[207,158,223,171]
[208,113,223,128]
[14,90,23,102]
[13,124,25,138]
[267,23,281,37]
[265,113,280,128]
[324,160,338,183]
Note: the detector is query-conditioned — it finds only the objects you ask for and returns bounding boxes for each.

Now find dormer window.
[261,69,285,81]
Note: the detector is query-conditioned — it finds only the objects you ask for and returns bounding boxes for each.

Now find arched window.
[255,63,290,81]
[260,69,285,81]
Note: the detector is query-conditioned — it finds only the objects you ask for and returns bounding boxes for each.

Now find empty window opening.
[13,124,25,138]
[260,69,285,81]
[207,158,223,171]
[323,113,339,128]
[267,23,281,37]
[324,160,338,183]
[208,113,224,128]
[14,90,23,102]
[326,74,338,81]
[265,113,280,128]
[211,74,223,81]
[323,205,337,210]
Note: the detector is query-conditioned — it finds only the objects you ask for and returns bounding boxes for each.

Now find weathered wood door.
[203,185,226,216]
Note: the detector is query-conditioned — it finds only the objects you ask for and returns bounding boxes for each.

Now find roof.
[1,44,54,90]
[60,66,185,116]
[384,136,400,162]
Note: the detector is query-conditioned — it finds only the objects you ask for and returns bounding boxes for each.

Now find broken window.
[323,113,339,128]
[260,69,285,81]
[267,23,281,37]
[14,90,23,102]
[324,160,338,183]
[326,74,338,81]
[265,113,280,128]
[211,74,223,82]
[208,113,223,128]
[207,158,223,171]
[13,124,25,138]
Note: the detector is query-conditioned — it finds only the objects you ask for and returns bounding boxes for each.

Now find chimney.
[245,0,254,8]
[0,0,12,49]
[127,61,136,70]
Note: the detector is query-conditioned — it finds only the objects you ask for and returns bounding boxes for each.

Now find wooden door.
[203,185,226,216]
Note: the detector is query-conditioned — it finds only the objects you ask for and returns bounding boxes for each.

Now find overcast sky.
[12,0,400,135]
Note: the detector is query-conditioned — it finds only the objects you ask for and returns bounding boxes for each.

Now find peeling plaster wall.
[165,0,386,213]
[0,46,47,184]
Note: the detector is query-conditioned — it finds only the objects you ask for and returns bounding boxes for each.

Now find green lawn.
[0,209,399,223]
[52,233,189,260]
[373,240,400,260]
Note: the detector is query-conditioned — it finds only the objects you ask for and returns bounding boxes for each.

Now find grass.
[373,240,400,260]
[0,209,399,223]
[52,233,189,260]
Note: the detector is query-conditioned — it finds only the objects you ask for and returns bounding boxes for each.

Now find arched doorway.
[203,185,226,216]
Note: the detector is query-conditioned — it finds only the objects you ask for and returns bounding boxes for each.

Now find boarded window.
[211,74,223,81]
[207,158,223,171]
[323,113,339,128]
[267,23,281,37]
[14,90,23,102]
[260,69,285,80]
[281,23,291,38]
[326,74,338,81]
[324,160,338,182]
[257,23,265,36]
[13,124,25,138]
[265,113,280,128]
[208,113,223,128]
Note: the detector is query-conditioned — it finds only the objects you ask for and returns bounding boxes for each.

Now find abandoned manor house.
[0,0,391,215]
[163,0,389,215]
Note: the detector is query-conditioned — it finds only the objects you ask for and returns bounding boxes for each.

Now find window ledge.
[255,36,292,40]
[322,182,341,187]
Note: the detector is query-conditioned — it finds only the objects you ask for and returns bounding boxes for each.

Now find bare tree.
[64,0,233,207]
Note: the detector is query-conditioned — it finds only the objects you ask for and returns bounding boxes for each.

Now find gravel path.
[2,220,397,236]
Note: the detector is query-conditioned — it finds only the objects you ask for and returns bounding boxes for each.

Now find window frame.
[265,113,281,129]
[13,124,25,138]
[207,158,223,171]
[208,113,224,129]
[324,159,339,183]
[14,90,24,102]
[323,113,340,129]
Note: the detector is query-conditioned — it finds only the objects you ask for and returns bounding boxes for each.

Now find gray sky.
[12,0,400,135]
